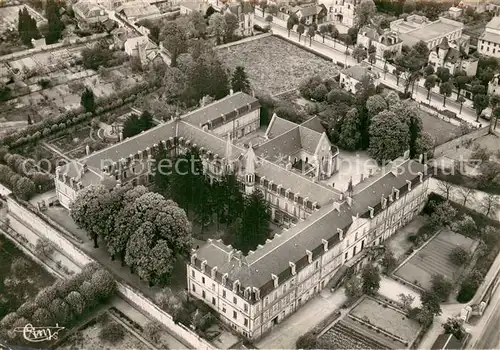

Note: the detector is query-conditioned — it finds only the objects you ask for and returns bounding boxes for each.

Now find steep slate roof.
[299,126,322,154]
[265,115,297,138]
[256,128,302,160]
[197,203,352,296]
[182,92,259,128]
[300,116,326,134]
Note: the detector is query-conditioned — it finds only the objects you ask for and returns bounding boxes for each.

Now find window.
[315,261,319,270]
[244,303,249,312]
[222,306,226,313]
[233,311,237,320]
[202,277,205,284]
[212,283,215,291]
[212,297,216,305]
[191,270,195,278]
[244,318,248,327]
[223,290,226,299]
[202,290,206,299]
[345,252,349,260]
[233,296,237,305]
[264,297,269,307]
[192,284,196,292]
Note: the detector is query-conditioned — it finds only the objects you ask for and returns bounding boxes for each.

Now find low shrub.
[99,322,125,344]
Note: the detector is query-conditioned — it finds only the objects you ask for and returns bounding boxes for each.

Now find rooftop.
[486,16,500,30]
[480,30,500,44]
[341,64,378,82]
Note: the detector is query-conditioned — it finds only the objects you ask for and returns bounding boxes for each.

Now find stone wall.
[433,126,490,159]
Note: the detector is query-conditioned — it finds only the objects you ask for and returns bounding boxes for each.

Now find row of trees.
[154,148,270,254]
[70,185,192,286]
[0,263,115,345]
[18,7,41,46]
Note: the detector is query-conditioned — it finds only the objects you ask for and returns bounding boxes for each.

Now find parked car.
[253,24,270,33]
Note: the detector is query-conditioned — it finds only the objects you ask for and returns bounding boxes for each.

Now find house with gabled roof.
[73,0,108,30]
[288,3,328,25]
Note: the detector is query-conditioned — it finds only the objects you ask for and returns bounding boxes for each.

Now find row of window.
[193,270,249,311]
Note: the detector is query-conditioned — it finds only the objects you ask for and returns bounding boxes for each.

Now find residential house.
[488,73,500,96]
[289,3,328,25]
[339,65,380,94]
[329,0,357,27]
[458,0,487,13]
[226,0,255,36]
[124,35,158,65]
[73,1,108,30]
[357,27,402,59]
[448,6,463,19]
[390,15,464,51]
[117,1,161,21]
[478,16,500,58]
[179,0,215,15]
[428,37,478,76]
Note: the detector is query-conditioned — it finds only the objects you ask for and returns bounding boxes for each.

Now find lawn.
[58,312,148,350]
[216,36,340,96]
[350,297,421,344]
[418,106,462,146]
[0,233,55,320]
[394,228,478,290]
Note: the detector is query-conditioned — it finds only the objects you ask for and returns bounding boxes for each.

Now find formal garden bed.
[216,35,340,96]
[0,233,55,321]
[47,125,110,159]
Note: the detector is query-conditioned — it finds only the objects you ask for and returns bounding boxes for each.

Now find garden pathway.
[41,142,71,161]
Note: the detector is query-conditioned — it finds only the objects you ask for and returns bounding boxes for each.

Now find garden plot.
[58,313,148,350]
[419,108,462,146]
[0,234,55,320]
[217,36,340,96]
[394,228,477,290]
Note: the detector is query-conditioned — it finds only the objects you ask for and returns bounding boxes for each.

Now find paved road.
[471,278,500,349]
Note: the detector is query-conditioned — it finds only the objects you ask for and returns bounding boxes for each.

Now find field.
[320,296,421,349]
[417,106,462,146]
[58,313,148,350]
[217,36,340,95]
[394,229,477,290]
[0,5,46,32]
[0,233,55,320]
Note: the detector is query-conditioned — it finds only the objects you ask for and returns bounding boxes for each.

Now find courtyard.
[216,35,340,96]
[394,228,478,290]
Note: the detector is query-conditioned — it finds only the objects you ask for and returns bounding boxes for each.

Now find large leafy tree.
[231,66,251,94]
[394,41,429,95]
[209,13,227,45]
[474,94,489,122]
[361,264,380,295]
[223,12,239,42]
[356,0,376,27]
[136,240,174,286]
[369,110,410,163]
[125,222,155,271]
[366,94,387,116]
[391,101,423,158]
[234,190,269,254]
[352,45,367,63]
[122,111,154,138]
[161,21,188,67]
[338,108,361,150]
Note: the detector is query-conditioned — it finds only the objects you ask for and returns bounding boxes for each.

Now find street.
[470,278,500,349]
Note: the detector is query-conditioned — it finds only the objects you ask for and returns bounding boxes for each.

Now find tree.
[424,74,438,100]
[11,257,31,278]
[420,289,442,316]
[35,286,57,308]
[456,186,475,206]
[234,190,269,254]
[429,201,457,228]
[35,238,55,260]
[398,293,415,312]
[161,21,187,67]
[344,274,363,299]
[18,7,40,46]
[443,317,466,340]
[45,0,64,44]
[144,321,164,344]
[307,26,315,46]
[394,41,429,95]
[297,23,305,42]
[352,45,367,63]
[259,0,267,15]
[16,301,37,319]
[385,91,400,107]
[436,67,450,83]
[14,177,35,200]
[231,66,251,94]
[125,223,154,271]
[319,23,328,43]
[122,111,154,138]
[287,14,298,37]
[457,96,466,114]
[480,193,500,217]
[65,291,85,315]
[265,14,273,25]
[380,250,397,273]
[437,181,454,200]
[453,73,469,99]
[189,11,207,38]
[366,94,387,116]
[209,13,227,45]
[440,81,454,107]
[431,274,453,301]
[356,0,376,27]
[136,240,174,285]
[32,308,53,326]
[368,110,410,164]
[48,298,72,324]
[329,24,339,48]
[391,101,422,159]
[368,45,376,64]
[449,246,470,266]
[402,0,417,13]
[474,94,489,122]
[361,264,380,295]
[80,87,95,113]
[338,108,361,150]
[296,333,317,349]
[224,12,239,42]
[415,132,434,159]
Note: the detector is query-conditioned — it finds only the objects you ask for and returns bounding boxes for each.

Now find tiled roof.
[341,64,377,82]
[265,115,297,138]
[299,126,322,154]
[117,2,160,18]
[182,92,259,128]
[300,116,325,133]
[256,128,302,160]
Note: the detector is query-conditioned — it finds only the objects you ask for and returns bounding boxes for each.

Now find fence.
[433,125,490,159]
[1,191,215,350]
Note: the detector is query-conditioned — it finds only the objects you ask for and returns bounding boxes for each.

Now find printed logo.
[13,324,65,343]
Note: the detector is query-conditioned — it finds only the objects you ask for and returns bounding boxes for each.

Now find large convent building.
[54,91,430,340]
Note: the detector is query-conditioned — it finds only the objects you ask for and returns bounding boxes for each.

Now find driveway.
[256,288,347,349]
